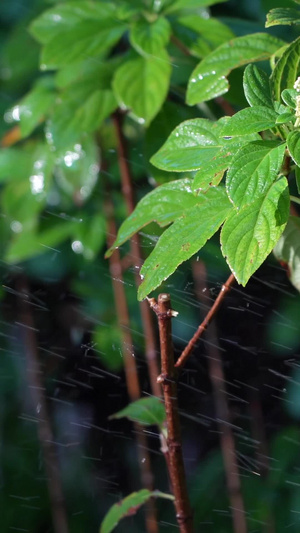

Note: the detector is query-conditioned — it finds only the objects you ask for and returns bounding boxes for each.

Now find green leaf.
[29,1,117,44]
[186,33,284,105]
[243,64,273,108]
[219,106,278,136]
[273,216,300,292]
[176,16,234,58]
[163,0,227,14]
[192,133,261,191]
[221,177,289,286]
[296,166,300,193]
[226,141,286,207]
[12,80,56,138]
[0,148,33,183]
[112,50,171,126]
[281,88,298,108]
[100,490,174,533]
[287,129,300,166]
[40,19,126,70]
[5,221,76,264]
[130,17,171,56]
[72,213,106,261]
[266,8,300,27]
[92,323,123,371]
[138,187,232,300]
[110,397,166,427]
[150,118,220,171]
[105,178,199,257]
[275,111,295,124]
[270,37,300,101]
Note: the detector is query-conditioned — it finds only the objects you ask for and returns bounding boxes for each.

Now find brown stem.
[112,111,161,399]
[192,262,247,533]
[17,277,69,533]
[105,189,158,533]
[175,272,236,369]
[150,294,193,533]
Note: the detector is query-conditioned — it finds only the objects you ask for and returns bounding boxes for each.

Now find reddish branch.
[105,191,158,533]
[150,294,193,533]
[17,277,69,533]
[175,272,235,369]
[192,262,247,533]
[112,111,161,399]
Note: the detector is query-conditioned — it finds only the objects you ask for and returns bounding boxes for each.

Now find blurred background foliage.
[2,0,300,532]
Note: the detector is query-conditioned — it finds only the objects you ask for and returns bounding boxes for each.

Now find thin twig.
[175,272,236,369]
[112,111,161,399]
[105,187,159,533]
[150,294,194,533]
[17,277,69,533]
[192,262,247,533]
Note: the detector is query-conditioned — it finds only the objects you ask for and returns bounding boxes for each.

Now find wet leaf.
[73,213,106,261]
[287,129,300,167]
[130,17,171,56]
[266,8,300,27]
[221,177,289,286]
[273,215,300,292]
[243,64,273,108]
[186,33,284,104]
[100,490,174,533]
[106,178,199,257]
[112,50,171,126]
[150,118,221,171]
[110,397,166,427]
[12,79,56,138]
[219,106,278,136]
[226,141,286,208]
[40,19,126,70]
[54,136,100,203]
[138,187,232,300]
[270,37,300,101]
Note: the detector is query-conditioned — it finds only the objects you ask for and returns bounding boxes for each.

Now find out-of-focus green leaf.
[130,17,171,56]
[243,64,273,108]
[138,187,232,300]
[106,178,200,257]
[287,129,300,166]
[219,106,278,136]
[0,148,33,183]
[110,397,166,427]
[29,1,117,44]
[186,33,284,104]
[72,213,106,261]
[112,50,171,126]
[270,37,300,101]
[176,16,234,58]
[221,177,289,286]
[92,323,123,371]
[100,490,174,533]
[54,136,100,203]
[273,216,300,292]
[266,8,300,27]
[226,141,286,207]
[163,0,227,14]
[40,19,126,70]
[5,221,76,264]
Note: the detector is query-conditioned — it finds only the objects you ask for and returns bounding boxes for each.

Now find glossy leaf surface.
[106,178,199,257]
[243,64,273,108]
[287,129,300,166]
[219,106,278,136]
[138,187,232,300]
[266,8,300,27]
[270,37,300,101]
[112,50,171,125]
[221,178,289,285]
[177,16,234,57]
[186,33,284,104]
[110,397,166,427]
[226,141,286,207]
